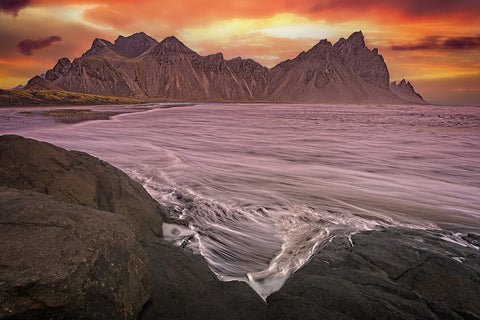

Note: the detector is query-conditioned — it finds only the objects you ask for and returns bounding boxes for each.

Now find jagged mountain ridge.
[82,32,158,59]
[25,31,427,104]
[265,38,400,103]
[390,79,426,104]
[333,31,390,91]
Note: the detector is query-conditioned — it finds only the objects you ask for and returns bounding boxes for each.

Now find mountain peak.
[346,31,366,52]
[113,32,158,58]
[161,36,184,46]
[82,38,115,58]
[390,79,427,104]
[348,31,364,41]
[332,30,390,90]
[313,39,332,48]
[115,32,155,44]
[306,39,333,56]
[333,31,366,54]
[156,36,194,54]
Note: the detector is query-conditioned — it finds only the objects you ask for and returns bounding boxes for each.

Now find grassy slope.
[0,89,147,107]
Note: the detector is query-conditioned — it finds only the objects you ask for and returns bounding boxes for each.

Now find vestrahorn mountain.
[25,31,426,104]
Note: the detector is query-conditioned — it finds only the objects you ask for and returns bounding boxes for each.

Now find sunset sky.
[1,0,479,105]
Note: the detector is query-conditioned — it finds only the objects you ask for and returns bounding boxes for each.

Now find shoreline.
[0,103,199,130]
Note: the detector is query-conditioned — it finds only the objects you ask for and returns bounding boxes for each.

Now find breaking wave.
[129,165,436,299]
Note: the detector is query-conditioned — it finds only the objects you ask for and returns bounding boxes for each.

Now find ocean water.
[2,103,480,297]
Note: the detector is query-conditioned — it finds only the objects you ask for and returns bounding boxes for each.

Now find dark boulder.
[0,187,152,319]
[267,228,480,319]
[139,241,266,320]
[0,134,165,243]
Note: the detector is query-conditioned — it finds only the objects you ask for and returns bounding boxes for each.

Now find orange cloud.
[17,0,478,29]
[392,35,480,51]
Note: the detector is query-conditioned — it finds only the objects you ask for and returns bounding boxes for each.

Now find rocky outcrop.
[0,187,152,319]
[45,57,72,82]
[266,228,480,319]
[390,79,428,104]
[24,75,62,91]
[0,135,266,320]
[0,134,165,243]
[139,241,267,320]
[24,31,425,104]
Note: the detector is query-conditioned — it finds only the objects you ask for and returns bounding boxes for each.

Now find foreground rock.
[0,135,266,320]
[266,228,480,319]
[139,242,266,320]
[0,134,165,243]
[0,187,152,319]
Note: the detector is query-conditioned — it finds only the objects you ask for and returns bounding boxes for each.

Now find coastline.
[0,103,200,132]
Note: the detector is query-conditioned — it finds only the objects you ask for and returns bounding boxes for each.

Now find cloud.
[0,0,30,16]
[443,36,480,49]
[374,0,480,17]
[17,35,62,55]
[307,0,480,18]
[392,36,441,51]
[392,35,480,51]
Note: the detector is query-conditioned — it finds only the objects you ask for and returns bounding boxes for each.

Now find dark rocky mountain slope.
[265,38,401,103]
[333,31,390,90]
[390,79,427,104]
[24,31,427,104]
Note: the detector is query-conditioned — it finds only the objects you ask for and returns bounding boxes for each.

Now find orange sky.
[1,0,479,105]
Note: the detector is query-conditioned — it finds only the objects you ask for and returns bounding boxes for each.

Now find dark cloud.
[391,0,480,17]
[17,35,62,55]
[392,35,480,51]
[392,36,440,51]
[308,0,480,16]
[443,36,480,49]
[0,0,30,16]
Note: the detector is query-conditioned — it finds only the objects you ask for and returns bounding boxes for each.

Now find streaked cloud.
[393,35,480,51]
